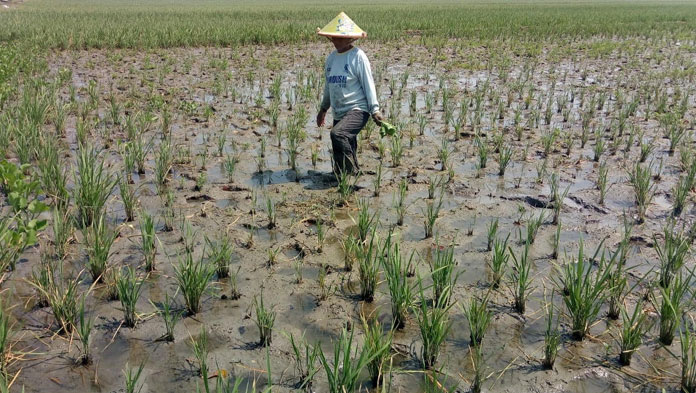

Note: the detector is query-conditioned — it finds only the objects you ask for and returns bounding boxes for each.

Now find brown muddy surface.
[7,39,696,392]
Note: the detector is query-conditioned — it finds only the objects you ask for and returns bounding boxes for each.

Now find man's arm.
[357,52,382,125]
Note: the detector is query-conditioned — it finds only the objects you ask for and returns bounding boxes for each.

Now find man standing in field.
[316,12,384,176]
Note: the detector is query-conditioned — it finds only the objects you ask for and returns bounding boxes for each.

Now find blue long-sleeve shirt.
[320,47,379,121]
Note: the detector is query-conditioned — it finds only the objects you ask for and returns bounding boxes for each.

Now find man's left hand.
[372,111,384,126]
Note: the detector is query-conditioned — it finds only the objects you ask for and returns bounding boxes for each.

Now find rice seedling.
[656,269,693,346]
[229,266,241,300]
[429,242,458,306]
[558,240,611,340]
[75,296,93,365]
[116,267,144,328]
[390,132,403,167]
[84,213,117,282]
[174,249,215,315]
[423,194,443,239]
[382,237,415,329]
[393,179,407,226]
[289,332,320,390]
[596,161,609,205]
[253,292,276,346]
[486,218,498,252]
[639,137,655,163]
[427,175,443,200]
[673,175,690,217]
[314,218,326,253]
[123,362,145,393]
[264,196,276,229]
[139,211,156,271]
[489,233,510,289]
[74,145,117,227]
[542,292,560,369]
[498,144,513,176]
[205,234,233,278]
[154,137,173,192]
[357,229,379,302]
[52,207,73,260]
[40,267,80,334]
[353,198,378,244]
[550,220,562,260]
[266,247,280,267]
[180,219,198,254]
[592,130,605,162]
[464,295,491,347]
[525,210,546,244]
[335,169,357,205]
[416,280,453,370]
[372,161,383,197]
[342,234,359,272]
[469,342,485,393]
[150,291,180,342]
[606,253,629,320]
[681,319,696,393]
[223,154,238,183]
[317,327,381,393]
[628,163,657,223]
[655,221,690,288]
[191,325,210,390]
[551,181,569,226]
[438,139,450,171]
[362,317,393,386]
[118,176,138,222]
[617,302,650,366]
[509,240,533,313]
[475,136,488,170]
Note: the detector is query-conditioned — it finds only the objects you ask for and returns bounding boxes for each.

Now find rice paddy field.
[2,0,696,392]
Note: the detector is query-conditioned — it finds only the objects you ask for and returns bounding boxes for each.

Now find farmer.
[316,12,384,175]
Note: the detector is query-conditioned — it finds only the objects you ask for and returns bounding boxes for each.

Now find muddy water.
[6,38,696,392]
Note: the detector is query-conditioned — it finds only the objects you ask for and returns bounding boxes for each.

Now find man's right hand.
[316,110,327,127]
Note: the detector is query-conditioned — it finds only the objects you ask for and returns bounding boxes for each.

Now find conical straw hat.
[317,12,367,39]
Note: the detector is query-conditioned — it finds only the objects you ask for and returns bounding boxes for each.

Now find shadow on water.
[249,169,337,190]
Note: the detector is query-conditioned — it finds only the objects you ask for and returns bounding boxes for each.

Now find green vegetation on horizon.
[1,0,695,49]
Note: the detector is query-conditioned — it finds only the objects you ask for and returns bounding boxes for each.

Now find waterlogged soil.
[7,37,696,392]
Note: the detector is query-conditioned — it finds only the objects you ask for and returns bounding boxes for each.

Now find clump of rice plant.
[174,249,215,315]
[73,145,117,227]
[673,175,690,217]
[657,270,693,346]
[558,240,610,340]
[429,242,458,306]
[116,267,144,328]
[118,175,138,222]
[509,240,533,314]
[416,281,453,369]
[190,326,210,388]
[205,234,233,278]
[40,268,80,335]
[139,211,156,272]
[655,221,690,288]
[681,319,696,393]
[84,213,117,282]
[0,301,12,371]
[628,161,656,224]
[489,233,509,289]
[317,327,381,393]
[362,317,393,386]
[617,302,650,366]
[265,195,276,229]
[357,230,380,302]
[335,169,357,205]
[596,161,609,205]
[253,292,276,346]
[382,237,415,329]
[542,292,560,369]
[498,144,513,176]
[372,161,383,197]
[464,295,491,347]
